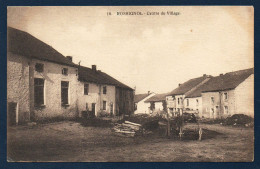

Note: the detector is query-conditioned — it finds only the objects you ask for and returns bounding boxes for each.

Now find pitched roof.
[167,75,210,96]
[145,93,168,102]
[78,65,133,90]
[201,68,254,93]
[7,27,76,67]
[134,93,150,103]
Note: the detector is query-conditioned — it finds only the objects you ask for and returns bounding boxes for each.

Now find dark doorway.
[91,103,96,117]
[110,103,113,116]
[8,102,17,125]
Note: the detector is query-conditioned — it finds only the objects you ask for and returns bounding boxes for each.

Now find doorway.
[8,102,18,125]
[91,103,96,117]
[110,103,113,116]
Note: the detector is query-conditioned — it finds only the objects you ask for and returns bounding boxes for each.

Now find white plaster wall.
[31,59,79,120]
[135,93,156,114]
[234,74,254,117]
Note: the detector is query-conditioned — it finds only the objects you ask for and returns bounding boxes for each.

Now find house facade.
[7,27,78,124]
[134,92,155,114]
[201,69,254,118]
[7,27,134,124]
[78,65,134,117]
[145,93,168,115]
[166,75,211,116]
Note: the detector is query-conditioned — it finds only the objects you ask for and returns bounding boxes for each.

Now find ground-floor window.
[103,101,106,110]
[224,106,228,114]
[34,78,44,106]
[61,81,69,105]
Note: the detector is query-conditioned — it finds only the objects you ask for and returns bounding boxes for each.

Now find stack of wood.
[112,121,143,137]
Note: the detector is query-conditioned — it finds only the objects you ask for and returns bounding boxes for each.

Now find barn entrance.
[8,102,18,125]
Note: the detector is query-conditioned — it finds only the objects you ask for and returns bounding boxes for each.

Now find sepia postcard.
[7,6,254,162]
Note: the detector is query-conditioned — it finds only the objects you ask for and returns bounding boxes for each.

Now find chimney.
[66,56,72,62]
[203,74,206,77]
[179,83,182,87]
[92,65,97,71]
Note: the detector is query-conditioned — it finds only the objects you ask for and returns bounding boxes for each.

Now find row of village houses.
[7,27,134,125]
[7,27,254,125]
[135,68,254,119]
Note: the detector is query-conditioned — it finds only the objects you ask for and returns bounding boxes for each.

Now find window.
[178,98,180,105]
[84,83,89,95]
[35,63,44,72]
[103,86,107,94]
[62,68,68,75]
[61,81,69,105]
[103,101,106,110]
[196,99,199,106]
[224,106,229,114]
[211,97,214,104]
[34,78,44,106]
[187,99,189,106]
[224,92,228,100]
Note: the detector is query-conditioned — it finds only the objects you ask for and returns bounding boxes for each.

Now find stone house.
[7,27,78,124]
[166,75,211,116]
[7,27,135,124]
[134,92,156,114]
[200,68,254,118]
[77,65,134,117]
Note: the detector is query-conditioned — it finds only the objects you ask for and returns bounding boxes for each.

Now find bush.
[225,114,254,126]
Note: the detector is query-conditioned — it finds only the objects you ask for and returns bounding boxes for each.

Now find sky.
[7,6,254,94]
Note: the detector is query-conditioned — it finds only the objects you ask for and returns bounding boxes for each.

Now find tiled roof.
[201,68,254,93]
[78,65,133,90]
[167,76,210,96]
[145,93,169,102]
[134,93,150,103]
[7,27,76,67]
[185,68,254,97]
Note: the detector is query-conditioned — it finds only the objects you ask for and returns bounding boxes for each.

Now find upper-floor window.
[211,97,214,104]
[224,92,228,100]
[178,98,180,105]
[35,63,44,72]
[61,81,69,105]
[62,68,68,76]
[84,83,89,95]
[34,78,44,106]
[196,99,199,106]
[103,86,107,94]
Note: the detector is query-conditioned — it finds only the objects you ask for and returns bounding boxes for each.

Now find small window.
[187,99,189,106]
[211,97,214,104]
[84,83,89,95]
[61,81,69,105]
[224,93,228,100]
[34,78,44,106]
[62,68,68,75]
[103,101,106,110]
[178,98,180,105]
[35,63,44,72]
[103,86,107,94]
